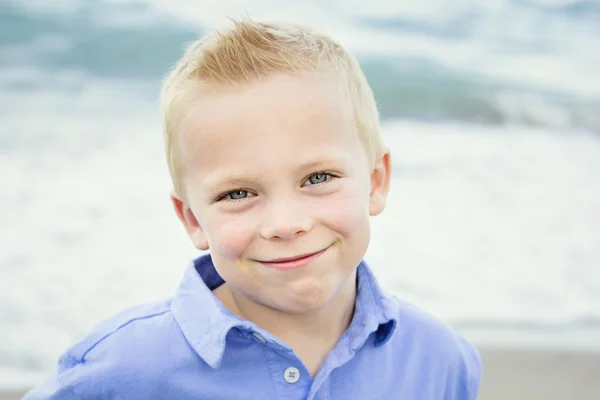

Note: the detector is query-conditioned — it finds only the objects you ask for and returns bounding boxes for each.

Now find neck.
[213,269,357,376]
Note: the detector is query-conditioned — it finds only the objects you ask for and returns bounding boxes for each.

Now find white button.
[284,367,300,383]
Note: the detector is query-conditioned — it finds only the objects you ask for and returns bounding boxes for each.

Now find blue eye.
[307,172,331,185]
[225,190,249,200]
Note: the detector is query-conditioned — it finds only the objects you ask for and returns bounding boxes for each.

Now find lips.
[256,248,328,271]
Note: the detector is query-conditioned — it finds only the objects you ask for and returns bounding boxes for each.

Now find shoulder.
[64,298,175,365]
[48,299,189,398]
[388,296,482,398]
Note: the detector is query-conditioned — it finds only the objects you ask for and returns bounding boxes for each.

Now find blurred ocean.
[1,0,599,389]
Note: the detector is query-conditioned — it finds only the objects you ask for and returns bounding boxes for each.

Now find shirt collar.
[349,258,398,349]
[171,254,398,368]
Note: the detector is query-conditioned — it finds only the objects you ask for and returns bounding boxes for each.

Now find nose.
[259,196,313,241]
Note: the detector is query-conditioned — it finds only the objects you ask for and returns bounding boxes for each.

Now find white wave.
[491,90,600,130]
[368,119,600,326]
[11,0,600,97]
[147,0,600,97]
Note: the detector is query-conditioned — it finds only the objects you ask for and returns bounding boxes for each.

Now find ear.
[369,149,392,216]
[170,191,209,251]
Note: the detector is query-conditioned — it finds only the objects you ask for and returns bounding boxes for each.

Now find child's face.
[172,72,390,313]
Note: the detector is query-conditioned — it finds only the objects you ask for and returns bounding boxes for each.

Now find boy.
[24,18,481,399]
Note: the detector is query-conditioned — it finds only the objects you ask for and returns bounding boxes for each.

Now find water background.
[1,0,599,389]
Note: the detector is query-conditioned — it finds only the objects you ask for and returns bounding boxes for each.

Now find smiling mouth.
[256,248,328,270]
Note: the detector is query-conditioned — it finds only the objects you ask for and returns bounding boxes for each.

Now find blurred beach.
[1,0,599,397]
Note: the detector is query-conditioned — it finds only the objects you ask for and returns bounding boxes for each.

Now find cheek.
[203,212,258,259]
[319,183,371,237]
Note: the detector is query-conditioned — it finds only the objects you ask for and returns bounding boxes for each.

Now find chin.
[276,280,337,312]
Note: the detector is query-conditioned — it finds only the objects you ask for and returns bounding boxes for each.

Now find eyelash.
[216,171,339,202]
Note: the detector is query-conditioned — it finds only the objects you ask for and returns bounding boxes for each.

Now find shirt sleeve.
[22,376,75,400]
[22,354,89,400]
[464,340,483,400]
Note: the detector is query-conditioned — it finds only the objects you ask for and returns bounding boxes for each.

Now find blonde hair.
[161,17,383,200]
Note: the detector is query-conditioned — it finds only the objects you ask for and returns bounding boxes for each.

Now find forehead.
[177,73,365,182]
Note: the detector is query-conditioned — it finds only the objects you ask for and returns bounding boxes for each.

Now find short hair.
[161,17,383,200]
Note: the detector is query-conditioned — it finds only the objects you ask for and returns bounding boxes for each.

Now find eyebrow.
[202,175,256,192]
[293,159,341,173]
[202,157,347,191]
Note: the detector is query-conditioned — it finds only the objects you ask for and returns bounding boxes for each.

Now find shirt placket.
[306,332,356,400]
[253,332,312,400]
